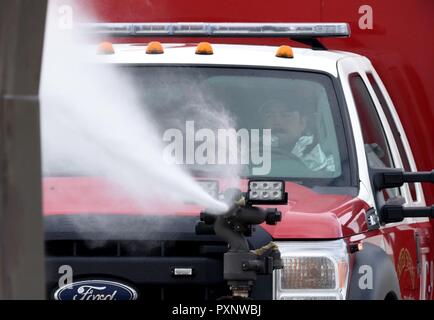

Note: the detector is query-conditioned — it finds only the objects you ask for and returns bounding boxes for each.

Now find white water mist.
[40,4,232,215]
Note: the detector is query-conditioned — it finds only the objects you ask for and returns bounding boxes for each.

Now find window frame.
[348,73,395,167]
[366,72,418,203]
[348,72,403,202]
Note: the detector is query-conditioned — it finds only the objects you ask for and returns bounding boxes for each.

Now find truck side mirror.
[373,168,434,190]
[372,168,434,224]
[380,204,434,223]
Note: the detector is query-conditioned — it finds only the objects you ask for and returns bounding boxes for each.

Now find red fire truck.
[44,0,434,300]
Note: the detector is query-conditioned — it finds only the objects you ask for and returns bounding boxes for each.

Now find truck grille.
[46,240,227,257]
[44,215,272,300]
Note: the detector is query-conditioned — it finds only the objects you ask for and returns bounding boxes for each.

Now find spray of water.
[40,4,234,218]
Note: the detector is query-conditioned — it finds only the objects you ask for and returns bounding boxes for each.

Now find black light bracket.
[290,37,327,50]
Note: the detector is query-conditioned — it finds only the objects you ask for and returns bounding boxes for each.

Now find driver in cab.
[262,98,335,173]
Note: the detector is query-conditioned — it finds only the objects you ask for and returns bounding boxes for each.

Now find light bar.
[78,22,350,38]
[247,180,287,205]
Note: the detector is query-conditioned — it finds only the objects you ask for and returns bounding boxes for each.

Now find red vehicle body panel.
[43,177,368,239]
[43,176,431,299]
[46,0,434,299]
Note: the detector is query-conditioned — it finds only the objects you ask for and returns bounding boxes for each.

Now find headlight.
[273,240,349,300]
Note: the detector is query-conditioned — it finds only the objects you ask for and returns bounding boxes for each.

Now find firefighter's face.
[264,104,307,146]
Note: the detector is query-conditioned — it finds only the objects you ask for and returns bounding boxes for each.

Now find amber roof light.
[195,42,213,55]
[275,45,294,59]
[97,42,115,55]
[146,41,164,54]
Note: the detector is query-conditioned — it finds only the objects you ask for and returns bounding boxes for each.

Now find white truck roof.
[95,43,362,77]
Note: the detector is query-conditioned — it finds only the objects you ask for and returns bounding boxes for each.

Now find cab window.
[366,73,417,201]
[349,73,399,199]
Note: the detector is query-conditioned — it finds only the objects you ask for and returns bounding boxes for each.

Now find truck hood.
[43,177,370,239]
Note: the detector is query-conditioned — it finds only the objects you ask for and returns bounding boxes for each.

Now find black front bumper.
[45,215,273,300]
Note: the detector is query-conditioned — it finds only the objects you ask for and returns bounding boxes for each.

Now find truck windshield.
[125,66,352,187]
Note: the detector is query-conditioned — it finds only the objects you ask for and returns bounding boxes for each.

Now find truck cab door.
[338,57,422,299]
[365,69,433,300]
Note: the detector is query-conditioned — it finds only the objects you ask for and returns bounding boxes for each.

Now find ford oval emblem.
[53,280,138,300]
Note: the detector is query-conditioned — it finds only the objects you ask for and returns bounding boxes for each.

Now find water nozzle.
[195,187,283,299]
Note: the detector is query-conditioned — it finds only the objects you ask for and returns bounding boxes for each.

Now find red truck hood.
[43,177,370,239]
